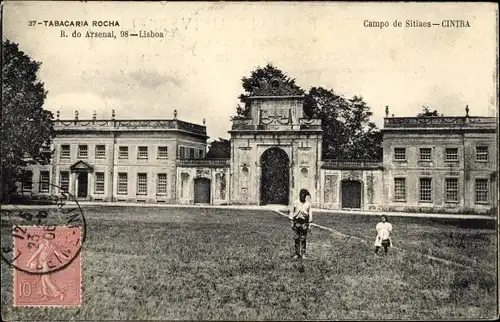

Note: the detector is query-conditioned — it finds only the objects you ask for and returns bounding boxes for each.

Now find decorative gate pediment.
[341,170,362,181]
[251,78,303,97]
[196,169,211,179]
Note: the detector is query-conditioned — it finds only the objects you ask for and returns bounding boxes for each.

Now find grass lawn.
[1,206,497,320]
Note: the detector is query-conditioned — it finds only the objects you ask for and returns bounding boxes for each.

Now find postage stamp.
[13,226,82,307]
[1,183,86,275]
[1,183,86,307]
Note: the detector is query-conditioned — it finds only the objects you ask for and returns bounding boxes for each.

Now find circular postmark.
[1,182,86,275]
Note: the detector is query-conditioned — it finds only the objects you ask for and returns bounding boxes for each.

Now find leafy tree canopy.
[1,40,54,201]
[206,138,231,159]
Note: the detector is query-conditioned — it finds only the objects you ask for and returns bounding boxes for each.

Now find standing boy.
[289,189,313,259]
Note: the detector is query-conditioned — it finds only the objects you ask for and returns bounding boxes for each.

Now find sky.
[3,1,498,141]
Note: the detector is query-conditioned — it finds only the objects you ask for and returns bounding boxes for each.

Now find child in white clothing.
[374,215,393,255]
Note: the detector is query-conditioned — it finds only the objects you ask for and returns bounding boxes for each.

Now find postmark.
[1,182,87,275]
[13,226,82,307]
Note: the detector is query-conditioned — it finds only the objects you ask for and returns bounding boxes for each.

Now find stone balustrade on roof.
[322,159,383,169]
[383,116,497,131]
[230,118,322,131]
[54,119,207,136]
[176,159,230,168]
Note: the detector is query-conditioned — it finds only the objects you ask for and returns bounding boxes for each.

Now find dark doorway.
[77,173,88,198]
[341,180,362,209]
[194,178,211,204]
[260,147,290,205]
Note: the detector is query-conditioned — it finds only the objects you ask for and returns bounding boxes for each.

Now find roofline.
[381,128,496,133]
[246,95,305,100]
[54,118,208,138]
[228,129,323,135]
[55,128,209,139]
[55,118,205,125]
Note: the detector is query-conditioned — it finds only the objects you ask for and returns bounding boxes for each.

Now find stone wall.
[176,166,230,205]
[319,168,384,210]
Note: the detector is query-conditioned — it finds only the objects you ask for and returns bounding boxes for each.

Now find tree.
[230,104,248,121]
[342,96,383,159]
[206,138,231,159]
[1,40,54,202]
[232,65,383,159]
[417,106,442,117]
[303,87,349,159]
[304,90,383,159]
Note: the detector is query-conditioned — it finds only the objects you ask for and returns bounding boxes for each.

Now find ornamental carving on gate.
[324,174,338,204]
[215,172,227,200]
[196,169,211,179]
[366,175,374,204]
[240,167,249,189]
[239,148,251,166]
[251,77,303,97]
[180,173,190,198]
[341,170,362,181]
[299,149,310,165]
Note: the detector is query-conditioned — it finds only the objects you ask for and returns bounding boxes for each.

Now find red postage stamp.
[13,226,82,307]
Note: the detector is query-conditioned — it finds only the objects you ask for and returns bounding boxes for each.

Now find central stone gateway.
[228,79,323,206]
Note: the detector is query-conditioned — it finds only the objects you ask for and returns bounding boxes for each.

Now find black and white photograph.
[1,1,498,320]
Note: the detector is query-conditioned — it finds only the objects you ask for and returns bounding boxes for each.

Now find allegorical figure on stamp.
[25,237,66,301]
[289,188,313,259]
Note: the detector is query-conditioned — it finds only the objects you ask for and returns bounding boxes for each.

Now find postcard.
[1,1,498,320]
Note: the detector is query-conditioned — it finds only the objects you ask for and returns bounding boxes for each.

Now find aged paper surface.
[1,1,498,320]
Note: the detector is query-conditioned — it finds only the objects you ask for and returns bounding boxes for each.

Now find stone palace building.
[19,79,497,215]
